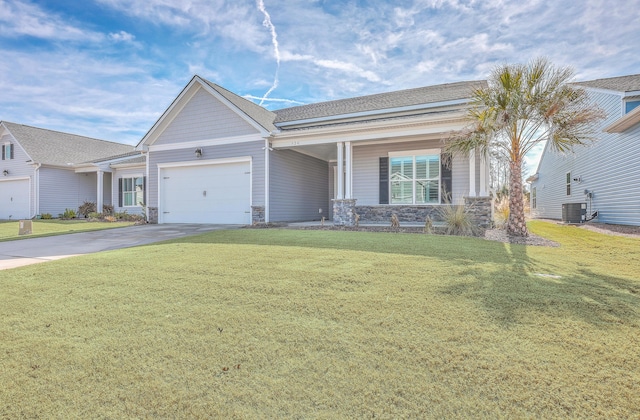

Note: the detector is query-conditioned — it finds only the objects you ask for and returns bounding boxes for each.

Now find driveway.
[0,224,238,270]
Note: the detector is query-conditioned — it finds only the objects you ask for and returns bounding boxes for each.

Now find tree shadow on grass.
[440,240,640,328]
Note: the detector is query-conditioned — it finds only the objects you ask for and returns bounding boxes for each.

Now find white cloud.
[109,30,135,42]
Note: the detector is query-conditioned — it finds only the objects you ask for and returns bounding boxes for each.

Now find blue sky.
[1,0,639,175]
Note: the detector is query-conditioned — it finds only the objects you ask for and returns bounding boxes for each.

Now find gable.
[152,87,263,147]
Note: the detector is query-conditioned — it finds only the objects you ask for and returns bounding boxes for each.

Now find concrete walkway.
[0,224,238,270]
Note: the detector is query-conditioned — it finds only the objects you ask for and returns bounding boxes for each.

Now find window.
[2,143,13,160]
[120,177,145,207]
[389,151,440,204]
[566,172,571,196]
[532,187,537,209]
[625,99,640,114]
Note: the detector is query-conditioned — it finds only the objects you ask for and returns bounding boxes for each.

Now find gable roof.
[1,121,134,166]
[199,78,277,132]
[575,74,640,93]
[273,80,485,125]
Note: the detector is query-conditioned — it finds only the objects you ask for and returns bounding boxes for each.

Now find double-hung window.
[2,143,13,160]
[120,177,145,207]
[389,150,440,204]
[566,172,571,196]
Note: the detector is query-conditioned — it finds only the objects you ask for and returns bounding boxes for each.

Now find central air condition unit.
[562,202,587,223]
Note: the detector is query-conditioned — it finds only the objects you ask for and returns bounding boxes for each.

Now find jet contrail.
[257,0,280,105]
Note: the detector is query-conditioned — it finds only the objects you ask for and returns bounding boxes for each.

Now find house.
[137,75,492,226]
[528,74,640,226]
[0,121,141,219]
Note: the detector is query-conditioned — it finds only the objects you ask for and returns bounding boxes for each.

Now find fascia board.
[603,105,640,133]
[275,98,470,128]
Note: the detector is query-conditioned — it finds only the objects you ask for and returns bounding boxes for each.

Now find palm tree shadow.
[441,241,640,328]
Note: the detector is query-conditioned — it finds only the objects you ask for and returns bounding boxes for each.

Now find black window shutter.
[10,144,13,159]
[142,176,147,205]
[441,153,452,203]
[118,178,123,207]
[379,157,389,204]
[1,145,4,160]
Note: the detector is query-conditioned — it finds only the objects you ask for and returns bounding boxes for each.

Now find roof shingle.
[575,74,640,93]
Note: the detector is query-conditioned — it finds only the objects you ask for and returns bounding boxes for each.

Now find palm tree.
[447,58,604,236]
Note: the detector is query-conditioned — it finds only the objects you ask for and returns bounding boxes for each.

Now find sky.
[1,0,639,176]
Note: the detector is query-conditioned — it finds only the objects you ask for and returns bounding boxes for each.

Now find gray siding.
[352,140,470,205]
[148,141,265,209]
[0,134,36,216]
[269,150,329,222]
[532,90,640,225]
[154,87,259,145]
[112,167,146,215]
[39,167,96,216]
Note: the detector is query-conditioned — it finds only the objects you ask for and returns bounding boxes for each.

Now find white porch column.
[469,149,476,197]
[344,141,352,199]
[96,170,104,213]
[479,152,488,196]
[336,142,344,199]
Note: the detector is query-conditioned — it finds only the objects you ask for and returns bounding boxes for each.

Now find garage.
[159,160,251,224]
[0,178,30,220]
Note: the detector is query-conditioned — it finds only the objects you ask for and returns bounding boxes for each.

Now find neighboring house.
[137,75,492,226]
[0,121,139,219]
[528,74,640,226]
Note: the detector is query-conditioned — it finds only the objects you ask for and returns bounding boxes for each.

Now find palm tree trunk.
[507,157,528,236]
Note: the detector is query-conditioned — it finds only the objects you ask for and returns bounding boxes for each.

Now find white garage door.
[160,161,251,224]
[0,179,30,220]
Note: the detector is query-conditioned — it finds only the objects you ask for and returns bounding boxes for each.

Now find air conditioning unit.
[562,202,587,223]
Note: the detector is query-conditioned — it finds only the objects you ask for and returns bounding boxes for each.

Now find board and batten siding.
[0,133,36,216]
[148,141,265,209]
[153,88,259,146]
[112,167,145,215]
[38,167,96,216]
[352,139,471,205]
[269,149,329,222]
[531,90,640,225]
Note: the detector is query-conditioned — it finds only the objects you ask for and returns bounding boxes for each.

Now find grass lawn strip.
[0,220,135,242]
[0,221,638,417]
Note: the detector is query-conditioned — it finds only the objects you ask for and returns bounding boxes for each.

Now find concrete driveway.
[0,224,238,270]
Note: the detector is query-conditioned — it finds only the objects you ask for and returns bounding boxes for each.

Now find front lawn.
[0,219,135,241]
[1,221,638,417]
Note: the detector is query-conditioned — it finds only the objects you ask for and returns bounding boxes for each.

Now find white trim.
[97,170,104,213]
[469,149,476,197]
[145,152,150,221]
[388,148,440,157]
[264,138,270,223]
[0,175,30,182]
[149,134,264,152]
[276,98,470,128]
[157,156,252,169]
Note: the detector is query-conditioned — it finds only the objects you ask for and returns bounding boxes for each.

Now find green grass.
[1,221,638,418]
[0,219,135,241]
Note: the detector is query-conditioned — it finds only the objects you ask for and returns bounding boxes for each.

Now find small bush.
[437,202,478,236]
[78,201,96,218]
[494,196,510,229]
[103,204,114,215]
[104,215,117,222]
[61,209,77,220]
[87,212,102,220]
[40,213,53,220]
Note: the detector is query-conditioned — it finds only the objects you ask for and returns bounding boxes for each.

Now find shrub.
[62,209,77,219]
[78,201,97,218]
[494,196,510,229]
[87,212,102,220]
[40,213,53,220]
[437,202,478,236]
[103,204,114,215]
[104,215,117,222]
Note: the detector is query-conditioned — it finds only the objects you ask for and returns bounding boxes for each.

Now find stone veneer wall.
[332,199,357,226]
[148,206,158,224]
[251,206,265,224]
[463,196,492,228]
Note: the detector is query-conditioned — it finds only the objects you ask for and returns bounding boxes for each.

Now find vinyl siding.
[154,87,259,145]
[269,150,329,222]
[148,141,265,209]
[531,90,640,225]
[0,134,36,216]
[39,167,96,216]
[352,139,470,205]
[112,167,146,215]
